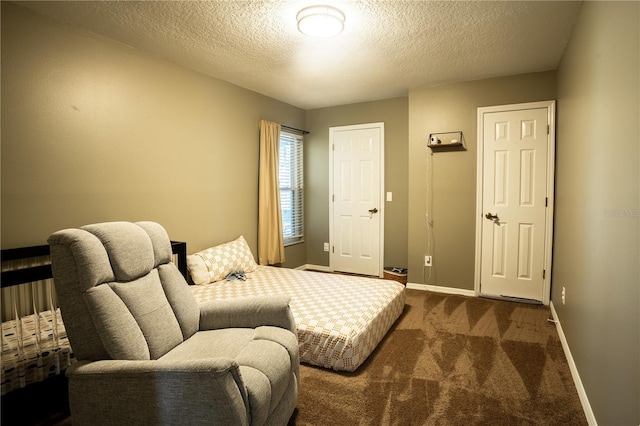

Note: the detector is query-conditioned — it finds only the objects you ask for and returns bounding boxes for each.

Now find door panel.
[492,223,507,277]
[480,108,548,301]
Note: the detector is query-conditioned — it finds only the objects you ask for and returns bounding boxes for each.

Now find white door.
[476,102,555,303]
[329,123,384,277]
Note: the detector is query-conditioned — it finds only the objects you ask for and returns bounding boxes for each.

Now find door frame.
[329,122,385,277]
[474,101,556,305]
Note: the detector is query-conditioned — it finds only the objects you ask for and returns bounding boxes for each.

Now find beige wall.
[1,2,306,267]
[407,72,556,288]
[554,2,639,424]
[304,98,409,269]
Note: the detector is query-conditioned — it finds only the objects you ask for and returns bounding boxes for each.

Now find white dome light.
[297,5,345,38]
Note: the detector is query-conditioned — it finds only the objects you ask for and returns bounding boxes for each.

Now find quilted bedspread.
[190,266,406,372]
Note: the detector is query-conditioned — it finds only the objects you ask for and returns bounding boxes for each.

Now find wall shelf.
[428,131,465,151]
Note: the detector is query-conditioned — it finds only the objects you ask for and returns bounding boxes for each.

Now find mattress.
[190,266,405,372]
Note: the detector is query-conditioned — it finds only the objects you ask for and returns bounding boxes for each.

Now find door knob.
[485,212,499,221]
[368,208,378,214]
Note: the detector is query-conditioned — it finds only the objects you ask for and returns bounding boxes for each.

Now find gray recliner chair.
[48,221,299,425]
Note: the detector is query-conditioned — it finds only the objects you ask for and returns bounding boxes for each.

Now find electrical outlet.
[323,242,329,252]
[562,287,566,305]
[424,255,432,267]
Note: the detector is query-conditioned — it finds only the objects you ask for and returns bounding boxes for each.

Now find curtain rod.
[281,125,309,135]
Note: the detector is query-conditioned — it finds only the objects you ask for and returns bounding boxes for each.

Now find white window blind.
[279,131,304,245]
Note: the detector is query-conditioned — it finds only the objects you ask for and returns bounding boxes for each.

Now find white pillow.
[187,236,258,285]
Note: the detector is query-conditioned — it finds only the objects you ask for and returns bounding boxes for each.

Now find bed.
[187,236,406,372]
[191,266,405,371]
[2,235,405,396]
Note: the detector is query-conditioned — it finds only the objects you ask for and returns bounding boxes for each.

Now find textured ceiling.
[18,1,582,110]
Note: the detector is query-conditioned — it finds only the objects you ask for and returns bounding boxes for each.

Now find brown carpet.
[289,289,587,425]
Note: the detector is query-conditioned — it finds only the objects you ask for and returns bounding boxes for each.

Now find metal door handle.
[368,208,378,214]
[485,212,499,221]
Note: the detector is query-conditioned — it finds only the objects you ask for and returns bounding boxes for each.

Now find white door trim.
[329,122,385,277]
[474,101,555,305]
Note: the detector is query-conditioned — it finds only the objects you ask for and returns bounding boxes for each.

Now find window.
[279,131,304,246]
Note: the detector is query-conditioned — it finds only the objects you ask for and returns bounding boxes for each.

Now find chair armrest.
[199,295,296,334]
[67,359,250,425]
[69,357,238,375]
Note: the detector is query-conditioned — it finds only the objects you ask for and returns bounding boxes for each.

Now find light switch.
[386,192,393,201]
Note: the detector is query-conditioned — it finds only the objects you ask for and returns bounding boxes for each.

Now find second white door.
[478,104,553,303]
[330,123,384,276]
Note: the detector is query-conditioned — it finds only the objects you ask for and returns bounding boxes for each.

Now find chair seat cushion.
[160,329,256,361]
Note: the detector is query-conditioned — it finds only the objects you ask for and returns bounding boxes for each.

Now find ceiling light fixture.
[296,5,345,38]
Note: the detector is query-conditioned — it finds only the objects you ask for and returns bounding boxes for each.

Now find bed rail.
[1,241,187,290]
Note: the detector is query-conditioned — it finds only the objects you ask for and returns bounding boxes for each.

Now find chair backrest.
[48,221,200,361]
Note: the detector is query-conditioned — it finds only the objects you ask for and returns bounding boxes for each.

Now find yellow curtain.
[258,120,286,265]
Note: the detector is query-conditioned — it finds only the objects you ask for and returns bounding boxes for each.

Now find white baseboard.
[296,264,332,272]
[406,282,476,297]
[549,301,597,426]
